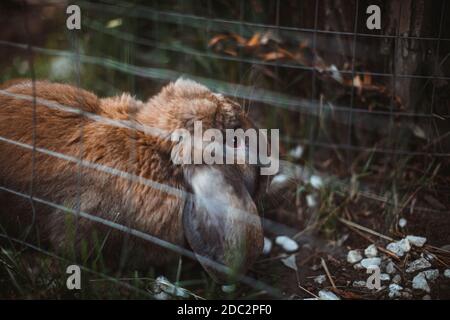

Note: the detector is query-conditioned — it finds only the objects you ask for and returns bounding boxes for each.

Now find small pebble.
[398,218,407,228]
[314,275,327,285]
[360,257,381,269]
[385,260,396,274]
[309,175,324,189]
[444,269,450,279]
[347,250,363,264]
[281,255,298,271]
[306,194,318,208]
[380,273,390,281]
[318,290,340,300]
[154,292,171,300]
[423,269,439,281]
[406,235,427,247]
[271,174,289,186]
[352,280,367,288]
[275,236,299,252]
[288,145,304,159]
[364,244,378,258]
[388,284,403,298]
[406,257,432,273]
[422,295,431,300]
[154,276,190,298]
[221,284,236,293]
[311,264,321,271]
[386,238,411,257]
[423,252,436,261]
[412,272,430,293]
[392,274,402,284]
[263,237,272,255]
[353,263,364,270]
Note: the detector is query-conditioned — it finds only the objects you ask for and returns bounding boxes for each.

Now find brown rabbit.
[0,78,265,282]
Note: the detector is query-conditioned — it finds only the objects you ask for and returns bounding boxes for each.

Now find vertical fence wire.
[430,0,447,154]
[346,0,359,165]
[21,0,37,242]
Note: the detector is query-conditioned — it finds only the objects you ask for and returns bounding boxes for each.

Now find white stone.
[398,218,407,228]
[380,273,390,281]
[406,257,432,273]
[306,194,318,208]
[352,280,367,288]
[385,260,396,274]
[388,284,403,298]
[422,252,436,261]
[318,290,340,300]
[288,145,304,159]
[364,244,378,258]
[154,276,190,298]
[154,291,171,300]
[271,174,289,186]
[221,284,236,293]
[309,175,324,189]
[392,274,401,284]
[347,250,363,264]
[412,273,430,293]
[406,235,427,247]
[314,275,327,285]
[444,269,450,279]
[263,237,272,255]
[275,236,299,252]
[423,269,439,281]
[328,64,343,83]
[353,263,364,270]
[360,257,381,269]
[386,238,411,257]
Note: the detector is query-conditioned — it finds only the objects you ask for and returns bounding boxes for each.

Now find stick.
[321,258,337,291]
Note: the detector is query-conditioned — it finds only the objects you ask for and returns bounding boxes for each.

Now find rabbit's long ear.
[182,166,263,283]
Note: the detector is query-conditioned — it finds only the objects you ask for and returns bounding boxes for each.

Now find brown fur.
[0,79,264,280]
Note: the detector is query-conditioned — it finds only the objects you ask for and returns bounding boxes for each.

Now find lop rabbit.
[0,79,265,282]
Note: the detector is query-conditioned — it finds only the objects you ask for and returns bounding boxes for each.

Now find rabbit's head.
[138,78,268,282]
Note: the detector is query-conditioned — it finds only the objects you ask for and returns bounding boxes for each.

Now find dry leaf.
[246,33,261,48]
[363,73,372,85]
[230,33,247,45]
[106,18,122,29]
[277,48,295,60]
[208,34,229,47]
[353,75,363,95]
[261,51,286,61]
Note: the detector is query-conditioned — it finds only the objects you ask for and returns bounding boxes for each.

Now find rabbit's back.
[0,81,186,265]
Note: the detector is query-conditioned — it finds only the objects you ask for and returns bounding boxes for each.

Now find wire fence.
[0,0,449,298]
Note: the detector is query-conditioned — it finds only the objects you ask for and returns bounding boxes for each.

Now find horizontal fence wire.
[0,184,282,297]
[85,0,450,43]
[1,40,449,120]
